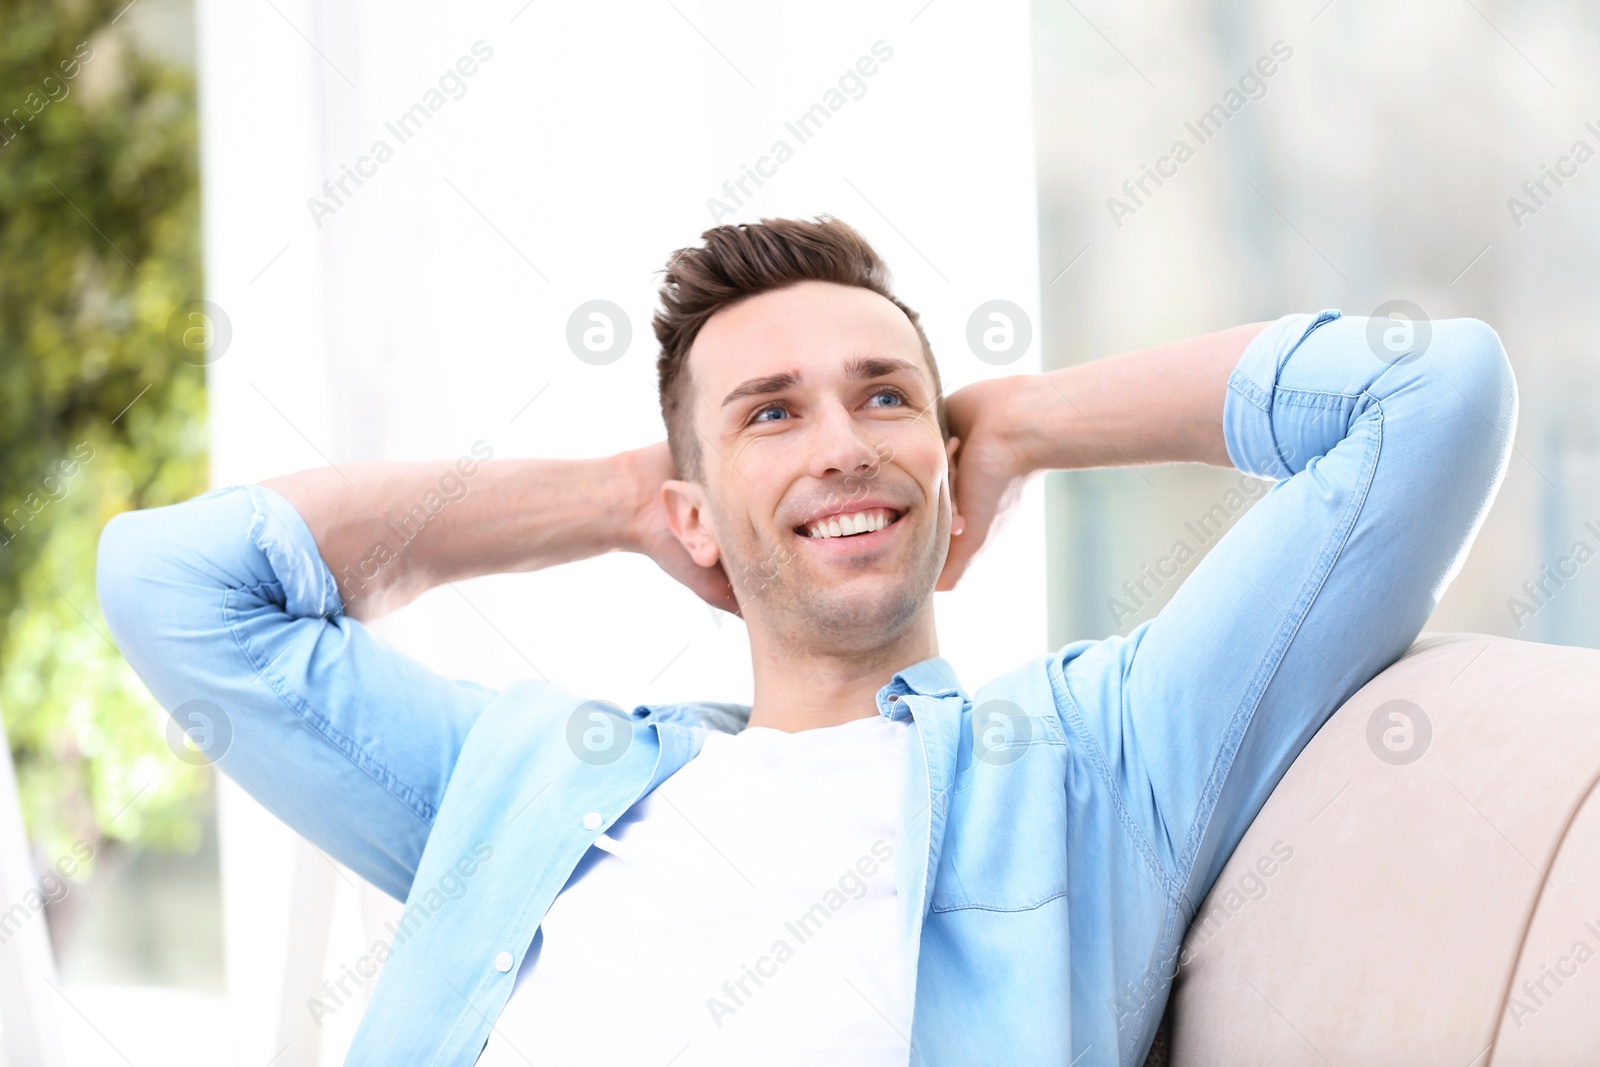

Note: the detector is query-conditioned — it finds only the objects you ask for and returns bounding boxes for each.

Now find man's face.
[665,280,957,650]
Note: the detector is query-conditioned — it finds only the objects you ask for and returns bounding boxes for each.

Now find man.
[97,217,1516,1065]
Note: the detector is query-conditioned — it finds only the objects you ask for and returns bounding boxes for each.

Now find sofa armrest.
[1163,632,1600,1065]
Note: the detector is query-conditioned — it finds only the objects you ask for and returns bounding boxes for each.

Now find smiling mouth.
[795,506,902,540]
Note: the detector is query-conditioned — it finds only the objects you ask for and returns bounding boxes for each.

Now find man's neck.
[742,612,940,732]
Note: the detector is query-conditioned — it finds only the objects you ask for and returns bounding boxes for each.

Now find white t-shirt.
[475,712,912,1066]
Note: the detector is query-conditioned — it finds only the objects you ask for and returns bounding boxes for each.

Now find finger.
[935,554,963,592]
[695,565,742,616]
[936,511,986,591]
[937,535,976,590]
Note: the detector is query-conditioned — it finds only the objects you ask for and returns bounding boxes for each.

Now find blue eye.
[752,404,790,422]
[867,388,907,407]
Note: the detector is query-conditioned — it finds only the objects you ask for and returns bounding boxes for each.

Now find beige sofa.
[1145,632,1600,1066]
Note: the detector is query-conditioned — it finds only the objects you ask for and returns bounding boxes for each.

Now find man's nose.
[806,404,881,479]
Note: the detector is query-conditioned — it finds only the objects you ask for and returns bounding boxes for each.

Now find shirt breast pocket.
[929,715,1069,914]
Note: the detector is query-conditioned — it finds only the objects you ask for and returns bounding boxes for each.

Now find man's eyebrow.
[844,356,923,383]
[720,357,923,409]
[721,370,801,408]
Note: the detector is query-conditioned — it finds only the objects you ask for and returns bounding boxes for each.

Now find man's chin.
[780,571,931,643]
[726,531,939,642]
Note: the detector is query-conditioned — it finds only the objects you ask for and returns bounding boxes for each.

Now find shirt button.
[493,951,513,973]
[582,811,603,830]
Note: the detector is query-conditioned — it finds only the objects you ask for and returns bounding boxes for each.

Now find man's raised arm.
[96,441,724,899]
[261,442,736,620]
[946,310,1515,1059]
[951,309,1514,876]
[937,320,1273,588]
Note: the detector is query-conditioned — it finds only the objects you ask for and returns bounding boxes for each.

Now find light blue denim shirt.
[96,310,1515,1066]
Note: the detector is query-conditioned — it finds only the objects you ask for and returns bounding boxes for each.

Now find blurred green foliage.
[1,0,209,867]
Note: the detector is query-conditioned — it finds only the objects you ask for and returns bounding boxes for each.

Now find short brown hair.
[653,216,946,481]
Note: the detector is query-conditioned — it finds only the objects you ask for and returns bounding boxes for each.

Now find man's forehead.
[688,281,926,396]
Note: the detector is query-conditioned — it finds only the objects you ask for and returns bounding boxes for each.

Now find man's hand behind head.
[625,441,741,615]
[937,375,1034,592]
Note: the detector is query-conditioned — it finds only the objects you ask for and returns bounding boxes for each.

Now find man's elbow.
[1400,317,1519,541]
[95,508,156,654]
[1432,317,1518,444]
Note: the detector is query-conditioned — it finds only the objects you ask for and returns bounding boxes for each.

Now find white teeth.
[804,508,896,539]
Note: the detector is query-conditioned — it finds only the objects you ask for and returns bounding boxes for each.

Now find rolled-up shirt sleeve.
[96,483,499,900]
[1056,308,1517,899]
[1221,309,1347,480]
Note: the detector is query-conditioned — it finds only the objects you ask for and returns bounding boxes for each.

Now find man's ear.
[945,435,967,538]
[661,479,722,568]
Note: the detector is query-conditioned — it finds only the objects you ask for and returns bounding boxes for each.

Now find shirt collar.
[876,656,968,717]
[632,657,968,730]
